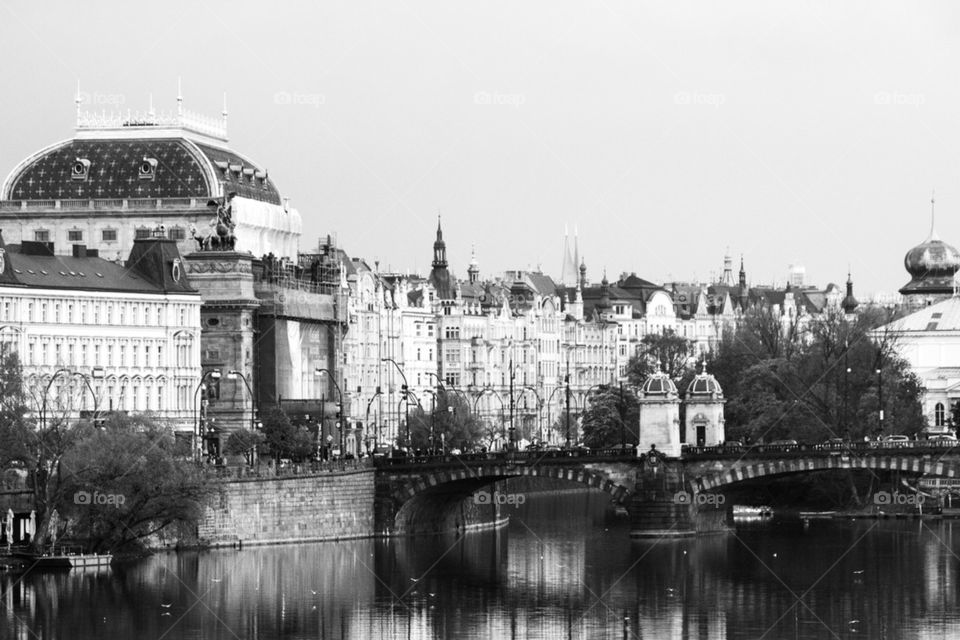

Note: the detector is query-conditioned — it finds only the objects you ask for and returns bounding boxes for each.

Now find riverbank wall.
[197,467,378,548]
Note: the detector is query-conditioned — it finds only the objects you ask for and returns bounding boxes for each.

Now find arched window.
[936,402,946,427]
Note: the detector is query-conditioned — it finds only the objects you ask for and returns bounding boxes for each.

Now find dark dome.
[641,371,677,396]
[900,232,960,298]
[2,137,281,205]
[904,235,960,277]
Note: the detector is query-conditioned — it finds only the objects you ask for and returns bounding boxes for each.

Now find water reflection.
[4,494,960,638]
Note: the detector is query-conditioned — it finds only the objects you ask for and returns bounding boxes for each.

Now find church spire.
[842,268,859,313]
[432,214,448,269]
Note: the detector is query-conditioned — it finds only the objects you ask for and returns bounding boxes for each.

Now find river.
[2,491,959,639]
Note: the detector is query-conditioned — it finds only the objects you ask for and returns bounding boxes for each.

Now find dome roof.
[2,135,281,205]
[687,365,723,397]
[904,234,960,277]
[641,370,678,396]
[900,232,960,297]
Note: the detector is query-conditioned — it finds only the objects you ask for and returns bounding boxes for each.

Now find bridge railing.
[682,439,958,459]
[374,447,637,468]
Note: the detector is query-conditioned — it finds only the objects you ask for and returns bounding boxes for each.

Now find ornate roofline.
[75,108,228,144]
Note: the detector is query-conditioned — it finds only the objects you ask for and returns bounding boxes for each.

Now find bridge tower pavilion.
[637,369,681,457]
[684,363,725,447]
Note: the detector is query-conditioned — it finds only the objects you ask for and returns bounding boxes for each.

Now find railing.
[208,457,373,479]
[0,198,205,211]
[375,447,637,468]
[682,440,960,458]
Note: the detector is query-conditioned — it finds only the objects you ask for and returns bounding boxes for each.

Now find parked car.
[928,434,958,445]
[722,440,744,450]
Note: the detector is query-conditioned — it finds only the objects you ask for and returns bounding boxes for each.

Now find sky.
[1,1,959,297]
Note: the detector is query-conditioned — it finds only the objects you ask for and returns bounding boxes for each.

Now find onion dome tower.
[900,195,960,306]
[684,362,725,447]
[638,368,681,457]
[842,271,859,314]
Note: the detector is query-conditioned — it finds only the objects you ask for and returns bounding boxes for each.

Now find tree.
[260,406,314,462]
[407,393,485,451]
[58,413,215,552]
[626,330,695,387]
[580,384,639,449]
[708,303,924,444]
[223,427,266,464]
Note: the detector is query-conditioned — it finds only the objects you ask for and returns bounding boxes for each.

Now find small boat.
[13,549,113,569]
[733,505,774,517]
[799,511,837,520]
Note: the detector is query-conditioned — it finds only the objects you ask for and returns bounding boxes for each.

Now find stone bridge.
[373,442,960,537]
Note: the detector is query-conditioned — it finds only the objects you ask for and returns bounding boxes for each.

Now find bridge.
[373,442,960,537]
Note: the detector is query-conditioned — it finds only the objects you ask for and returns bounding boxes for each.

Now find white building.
[0,231,202,435]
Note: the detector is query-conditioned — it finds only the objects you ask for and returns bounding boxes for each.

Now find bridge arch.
[390,464,633,506]
[380,461,635,537]
[694,454,960,493]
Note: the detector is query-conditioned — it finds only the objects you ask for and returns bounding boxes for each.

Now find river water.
[3,491,960,639]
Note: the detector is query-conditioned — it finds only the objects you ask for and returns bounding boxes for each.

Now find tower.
[720,249,734,286]
[428,215,454,300]
[637,369,682,457]
[560,226,578,286]
[842,271,859,314]
[467,245,479,284]
[684,362,725,447]
[432,215,447,270]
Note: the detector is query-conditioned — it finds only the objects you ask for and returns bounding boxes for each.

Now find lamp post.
[423,388,438,453]
[381,358,409,448]
[194,369,222,461]
[521,385,542,444]
[316,368,344,455]
[228,369,258,464]
[41,368,102,430]
[366,387,382,452]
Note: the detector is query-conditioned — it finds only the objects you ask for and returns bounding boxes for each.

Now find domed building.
[0,94,301,260]
[637,368,681,456]
[684,364,725,447]
[899,219,960,307]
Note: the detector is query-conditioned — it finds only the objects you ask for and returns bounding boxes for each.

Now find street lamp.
[41,368,101,430]
[366,386,382,451]
[228,369,258,464]
[194,369,221,461]
[521,385,542,444]
[315,368,344,455]
[381,358,409,448]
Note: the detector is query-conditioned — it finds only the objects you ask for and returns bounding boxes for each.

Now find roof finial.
[930,189,938,241]
[177,77,183,117]
[148,93,155,118]
[74,80,82,125]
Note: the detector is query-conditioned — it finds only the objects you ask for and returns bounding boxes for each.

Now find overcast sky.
[1,1,958,296]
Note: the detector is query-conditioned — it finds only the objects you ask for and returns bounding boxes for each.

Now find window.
[444,326,461,339]
[936,402,946,427]
[68,230,83,242]
[34,230,50,242]
[102,229,117,242]
[135,228,151,239]
[444,372,460,386]
[427,325,434,337]
[168,227,186,241]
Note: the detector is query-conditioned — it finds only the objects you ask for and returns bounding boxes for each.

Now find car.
[928,434,958,445]
[722,440,744,450]
[883,435,910,443]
